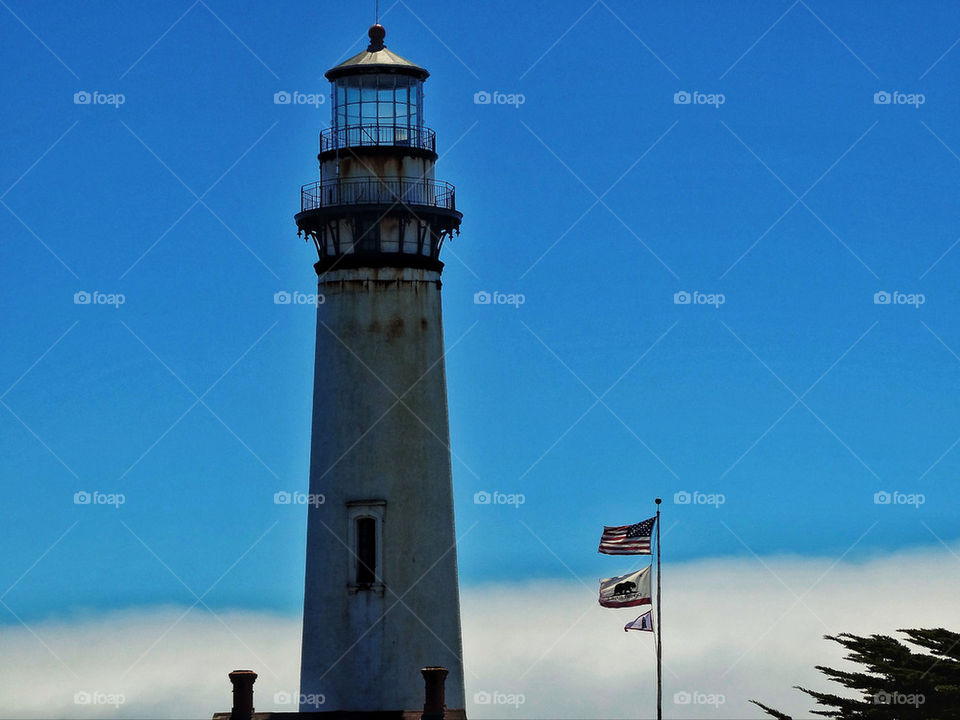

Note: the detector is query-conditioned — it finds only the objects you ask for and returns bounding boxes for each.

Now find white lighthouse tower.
[295,23,466,714]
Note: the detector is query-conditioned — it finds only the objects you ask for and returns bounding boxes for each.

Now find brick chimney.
[228,670,258,720]
[421,667,448,720]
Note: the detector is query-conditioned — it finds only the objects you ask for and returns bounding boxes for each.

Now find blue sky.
[1,0,959,626]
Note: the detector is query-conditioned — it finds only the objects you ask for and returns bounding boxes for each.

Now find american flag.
[598,516,656,555]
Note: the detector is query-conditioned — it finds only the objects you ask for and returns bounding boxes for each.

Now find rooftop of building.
[213,712,466,720]
[214,668,464,720]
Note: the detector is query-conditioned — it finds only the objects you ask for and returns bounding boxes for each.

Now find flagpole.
[655,497,662,720]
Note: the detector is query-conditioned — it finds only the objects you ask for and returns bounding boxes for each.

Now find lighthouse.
[295,23,466,714]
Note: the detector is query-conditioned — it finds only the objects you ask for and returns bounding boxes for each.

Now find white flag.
[624,611,654,632]
[598,566,652,608]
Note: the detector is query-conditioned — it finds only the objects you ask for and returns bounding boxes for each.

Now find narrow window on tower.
[355,517,376,585]
[347,500,385,594]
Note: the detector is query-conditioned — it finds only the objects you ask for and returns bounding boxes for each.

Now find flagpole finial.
[655,497,661,505]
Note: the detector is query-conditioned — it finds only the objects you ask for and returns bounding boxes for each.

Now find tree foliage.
[751,628,960,719]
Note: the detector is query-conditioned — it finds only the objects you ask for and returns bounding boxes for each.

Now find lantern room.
[323,24,434,153]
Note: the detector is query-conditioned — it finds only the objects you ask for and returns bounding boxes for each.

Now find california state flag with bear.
[598,566,652,608]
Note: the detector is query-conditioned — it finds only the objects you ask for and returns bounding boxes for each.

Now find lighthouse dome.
[325,24,429,81]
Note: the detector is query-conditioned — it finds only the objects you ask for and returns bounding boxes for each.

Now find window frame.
[347,500,386,594]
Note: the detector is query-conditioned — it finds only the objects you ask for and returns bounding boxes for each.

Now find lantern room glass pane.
[331,73,424,130]
[395,86,409,122]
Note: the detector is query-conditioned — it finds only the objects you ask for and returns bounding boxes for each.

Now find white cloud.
[0,545,957,719]
[0,608,300,719]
